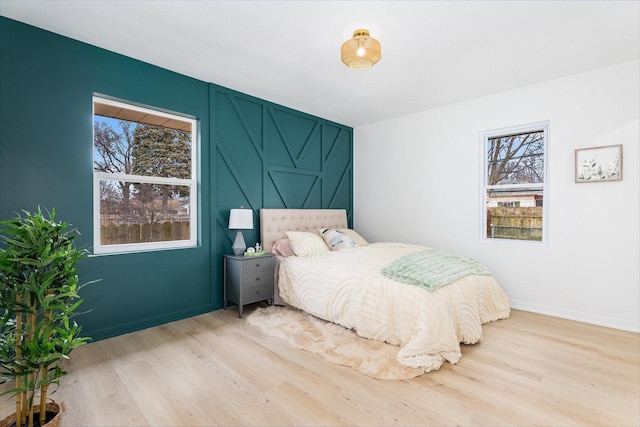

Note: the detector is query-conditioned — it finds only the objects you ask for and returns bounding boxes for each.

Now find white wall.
[354,60,639,332]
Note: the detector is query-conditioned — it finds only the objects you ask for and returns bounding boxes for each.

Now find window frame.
[92,95,199,255]
[481,121,549,244]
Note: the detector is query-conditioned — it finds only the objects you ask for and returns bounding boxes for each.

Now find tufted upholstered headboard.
[259,209,348,252]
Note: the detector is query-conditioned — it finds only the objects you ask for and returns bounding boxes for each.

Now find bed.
[259,208,511,373]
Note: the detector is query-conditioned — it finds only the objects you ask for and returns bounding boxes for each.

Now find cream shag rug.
[246,305,425,380]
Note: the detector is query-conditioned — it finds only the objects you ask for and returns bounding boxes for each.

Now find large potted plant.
[0,208,91,427]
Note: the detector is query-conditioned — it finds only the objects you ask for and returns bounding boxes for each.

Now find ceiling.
[1,1,638,127]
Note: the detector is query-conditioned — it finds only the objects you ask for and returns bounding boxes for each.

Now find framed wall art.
[575,144,623,183]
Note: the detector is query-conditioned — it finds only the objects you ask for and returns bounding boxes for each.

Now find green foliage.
[132,124,192,203]
[131,123,191,180]
[0,208,93,425]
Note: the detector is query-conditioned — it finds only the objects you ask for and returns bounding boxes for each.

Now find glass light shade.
[341,29,381,70]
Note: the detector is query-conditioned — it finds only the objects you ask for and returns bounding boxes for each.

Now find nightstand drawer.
[243,257,274,274]
[244,283,274,304]
[242,271,273,287]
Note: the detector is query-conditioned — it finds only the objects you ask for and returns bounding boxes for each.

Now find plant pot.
[0,401,64,427]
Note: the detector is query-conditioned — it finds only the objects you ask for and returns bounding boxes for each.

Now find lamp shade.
[228,208,253,230]
[341,29,381,70]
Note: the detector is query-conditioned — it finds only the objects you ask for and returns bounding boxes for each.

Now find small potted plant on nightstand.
[0,208,92,427]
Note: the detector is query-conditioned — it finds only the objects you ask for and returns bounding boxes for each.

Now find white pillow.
[319,228,357,251]
[285,231,329,256]
[342,229,369,246]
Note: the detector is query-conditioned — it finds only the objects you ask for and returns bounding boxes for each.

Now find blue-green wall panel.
[1,17,352,341]
[212,84,353,222]
[323,125,353,210]
[1,18,213,341]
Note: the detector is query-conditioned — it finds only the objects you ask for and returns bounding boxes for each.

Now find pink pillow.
[271,238,296,258]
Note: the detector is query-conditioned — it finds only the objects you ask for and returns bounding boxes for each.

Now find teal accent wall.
[211,87,353,303]
[0,17,352,340]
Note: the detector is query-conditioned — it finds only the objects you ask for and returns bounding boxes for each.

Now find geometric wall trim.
[211,83,353,301]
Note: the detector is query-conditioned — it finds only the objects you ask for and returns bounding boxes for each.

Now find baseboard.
[87,303,215,341]
[510,299,639,333]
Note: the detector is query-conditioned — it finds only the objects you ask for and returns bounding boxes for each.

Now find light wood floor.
[1,306,638,427]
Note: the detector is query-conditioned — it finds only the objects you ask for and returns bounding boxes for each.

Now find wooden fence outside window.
[487,207,543,241]
[100,221,190,245]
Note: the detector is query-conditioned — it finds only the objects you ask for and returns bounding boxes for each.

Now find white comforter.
[277,242,511,372]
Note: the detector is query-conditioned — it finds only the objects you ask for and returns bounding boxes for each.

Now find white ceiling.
[1,1,638,127]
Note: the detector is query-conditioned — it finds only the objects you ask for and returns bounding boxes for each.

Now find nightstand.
[223,253,275,318]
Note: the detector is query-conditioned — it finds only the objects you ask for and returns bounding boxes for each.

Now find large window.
[93,96,198,254]
[482,122,548,243]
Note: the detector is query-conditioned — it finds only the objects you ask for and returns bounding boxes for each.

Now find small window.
[93,96,198,254]
[482,122,548,243]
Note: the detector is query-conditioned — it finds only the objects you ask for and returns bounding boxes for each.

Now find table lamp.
[229,208,253,255]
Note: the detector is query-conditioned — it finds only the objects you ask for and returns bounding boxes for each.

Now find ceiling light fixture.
[341,29,381,70]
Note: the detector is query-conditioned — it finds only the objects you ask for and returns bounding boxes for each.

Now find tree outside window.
[93,97,198,254]
[483,123,548,242]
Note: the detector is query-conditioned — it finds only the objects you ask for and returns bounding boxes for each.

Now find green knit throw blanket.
[381,249,490,291]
